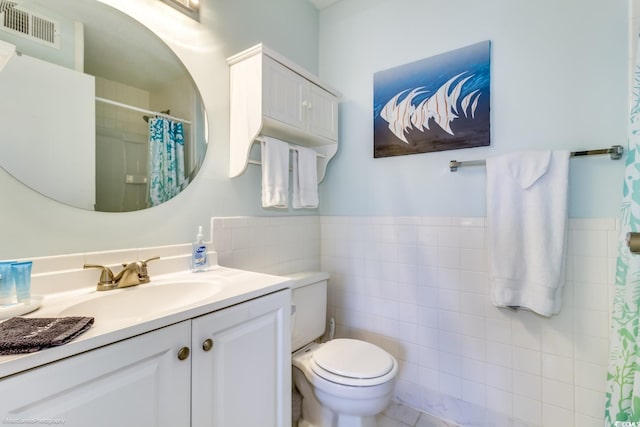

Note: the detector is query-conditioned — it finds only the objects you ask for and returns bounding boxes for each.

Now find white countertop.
[0,265,292,379]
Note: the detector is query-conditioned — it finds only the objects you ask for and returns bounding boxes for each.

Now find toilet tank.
[286,271,329,352]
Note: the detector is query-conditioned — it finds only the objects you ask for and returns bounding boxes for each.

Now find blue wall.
[317,0,628,218]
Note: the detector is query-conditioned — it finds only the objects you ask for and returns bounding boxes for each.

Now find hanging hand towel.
[486,150,570,317]
[261,136,290,208]
[292,146,319,209]
[0,316,94,355]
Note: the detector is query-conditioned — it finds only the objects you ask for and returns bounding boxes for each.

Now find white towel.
[292,146,319,209]
[486,150,570,317]
[261,137,290,208]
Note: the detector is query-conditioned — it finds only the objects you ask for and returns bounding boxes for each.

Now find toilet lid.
[311,339,394,380]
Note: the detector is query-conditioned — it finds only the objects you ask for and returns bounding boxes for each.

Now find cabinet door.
[0,321,191,427]
[308,83,338,141]
[192,290,291,427]
[264,57,308,131]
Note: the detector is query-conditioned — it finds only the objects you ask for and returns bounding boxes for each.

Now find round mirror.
[0,0,208,212]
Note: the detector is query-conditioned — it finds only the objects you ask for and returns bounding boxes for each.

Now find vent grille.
[0,1,16,14]
[30,15,55,44]
[0,2,58,48]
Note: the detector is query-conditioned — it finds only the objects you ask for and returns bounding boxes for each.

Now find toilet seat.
[309,339,396,387]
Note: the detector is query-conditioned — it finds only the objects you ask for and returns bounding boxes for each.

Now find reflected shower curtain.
[147,117,186,207]
[605,36,640,424]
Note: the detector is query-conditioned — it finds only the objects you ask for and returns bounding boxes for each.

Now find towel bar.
[249,137,327,167]
[449,144,624,172]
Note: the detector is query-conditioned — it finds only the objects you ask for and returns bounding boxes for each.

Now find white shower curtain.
[147,117,186,207]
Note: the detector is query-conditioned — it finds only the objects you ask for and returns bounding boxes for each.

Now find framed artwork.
[373,40,491,158]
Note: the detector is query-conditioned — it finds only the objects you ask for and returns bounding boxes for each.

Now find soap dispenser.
[191,225,209,272]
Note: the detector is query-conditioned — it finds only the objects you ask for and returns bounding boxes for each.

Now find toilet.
[288,272,398,427]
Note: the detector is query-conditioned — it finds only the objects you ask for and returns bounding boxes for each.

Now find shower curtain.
[147,117,186,207]
[605,36,640,425]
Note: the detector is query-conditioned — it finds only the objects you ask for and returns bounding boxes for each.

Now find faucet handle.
[139,256,160,283]
[83,264,116,291]
[142,256,160,266]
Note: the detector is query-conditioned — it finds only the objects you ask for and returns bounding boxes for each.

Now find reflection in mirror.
[0,0,208,212]
[0,39,14,71]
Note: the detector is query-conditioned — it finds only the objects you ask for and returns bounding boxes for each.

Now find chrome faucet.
[84,256,160,291]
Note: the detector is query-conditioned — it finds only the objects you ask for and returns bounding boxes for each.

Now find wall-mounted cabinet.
[228,44,340,183]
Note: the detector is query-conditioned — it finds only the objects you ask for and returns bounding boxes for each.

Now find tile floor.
[376,402,459,427]
[293,390,457,426]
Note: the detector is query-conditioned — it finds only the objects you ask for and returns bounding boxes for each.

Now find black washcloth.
[0,316,94,355]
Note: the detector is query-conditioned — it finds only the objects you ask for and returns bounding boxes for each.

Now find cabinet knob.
[177,346,190,361]
[202,338,214,352]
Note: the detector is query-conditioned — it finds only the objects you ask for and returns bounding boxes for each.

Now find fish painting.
[382,73,477,141]
[380,87,426,143]
[373,41,491,158]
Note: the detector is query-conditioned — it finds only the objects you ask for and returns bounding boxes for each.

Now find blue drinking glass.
[0,261,16,305]
[11,261,32,304]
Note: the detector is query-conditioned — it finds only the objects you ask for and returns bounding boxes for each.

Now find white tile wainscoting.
[213,215,617,427]
[212,216,321,276]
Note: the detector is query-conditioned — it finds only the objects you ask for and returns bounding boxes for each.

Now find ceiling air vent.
[0,1,58,48]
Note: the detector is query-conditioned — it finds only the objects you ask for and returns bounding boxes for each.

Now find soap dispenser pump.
[191,225,209,272]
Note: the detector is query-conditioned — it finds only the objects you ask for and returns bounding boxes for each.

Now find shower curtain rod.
[95,97,192,125]
[448,144,624,172]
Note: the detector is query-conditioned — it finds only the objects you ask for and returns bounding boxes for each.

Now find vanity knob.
[202,339,214,352]
[177,346,190,361]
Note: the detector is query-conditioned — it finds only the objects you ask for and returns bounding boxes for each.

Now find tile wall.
[211,216,321,275]
[95,77,150,136]
[94,77,151,211]
[320,216,616,427]
[213,215,617,427]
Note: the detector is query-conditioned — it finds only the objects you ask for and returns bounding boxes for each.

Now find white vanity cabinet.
[228,43,341,182]
[191,289,291,427]
[0,289,291,427]
[0,320,192,427]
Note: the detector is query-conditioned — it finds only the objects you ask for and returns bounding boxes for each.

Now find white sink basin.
[59,281,222,323]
